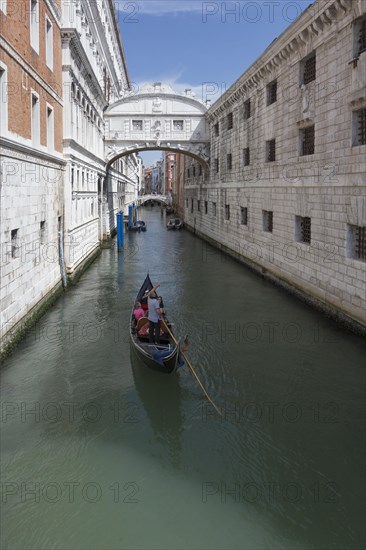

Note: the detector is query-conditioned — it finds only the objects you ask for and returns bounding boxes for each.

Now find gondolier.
[148,284,162,344]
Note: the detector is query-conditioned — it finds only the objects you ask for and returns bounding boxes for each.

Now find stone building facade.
[0,0,65,349]
[184,0,366,329]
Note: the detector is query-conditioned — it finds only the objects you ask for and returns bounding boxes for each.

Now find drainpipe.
[58,217,67,288]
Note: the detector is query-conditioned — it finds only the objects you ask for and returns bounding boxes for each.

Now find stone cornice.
[207,0,355,121]
[0,136,66,166]
[63,138,106,166]
[0,36,63,106]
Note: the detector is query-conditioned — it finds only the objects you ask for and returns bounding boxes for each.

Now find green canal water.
[1,208,365,550]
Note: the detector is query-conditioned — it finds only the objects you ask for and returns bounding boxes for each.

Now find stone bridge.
[138,194,171,206]
[104,82,210,170]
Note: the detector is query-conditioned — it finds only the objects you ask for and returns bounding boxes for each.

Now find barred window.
[263,210,273,232]
[132,120,143,131]
[11,228,19,258]
[266,139,276,162]
[187,168,190,178]
[354,16,366,57]
[193,166,196,177]
[197,200,201,212]
[227,112,233,130]
[185,198,188,208]
[199,164,202,176]
[214,122,219,136]
[225,204,230,221]
[266,80,277,105]
[191,199,194,213]
[302,53,316,85]
[213,202,217,216]
[204,201,208,214]
[244,99,251,120]
[296,216,311,244]
[353,108,366,146]
[214,158,219,173]
[227,153,232,170]
[240,207,248,225]
[243,147,250,166]
[347,225,366,262]
[301,125,315,156]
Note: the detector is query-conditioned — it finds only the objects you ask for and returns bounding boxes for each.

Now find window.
[243,147,250,166]
[225,204,230,221]
[197,200,201,212]
[173,120,183,131]
[354,16,366,58]
[40,220,46,244]
[212,202,217,216]
[263,210,273,232]
[227,112,233,130]
[0,64,8,133]
[191,198,194,213]
[91,202,94,217]
[300,125,315,156]
[266,139,276,162]
[193,166,196,177]
[185,198,188,208]
[347,225,366,261]
[266,80,277,105]
[353,108,366,146]
[240,207,248,225]
[227,153,232,170]
[244,99,251,120]
[214,122,219,136]
[30,0,39,53]
[301,53,316,85]
[46,106,54,151]
[45,17,53,70]
[295,216,311,244]
[31,92,40,146]
[204,201,208,214]
[132,120,143,131]
[187,168,190,178]
[199,164,202,176]
[214,158,219,173]
[11,228,19,258]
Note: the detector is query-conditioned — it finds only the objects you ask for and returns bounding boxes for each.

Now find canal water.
[1,207,365,550]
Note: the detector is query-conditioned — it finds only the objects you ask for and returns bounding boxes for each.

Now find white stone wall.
[185,0,366,327]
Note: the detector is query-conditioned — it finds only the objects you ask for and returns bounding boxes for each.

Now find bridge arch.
[104,82,210,169]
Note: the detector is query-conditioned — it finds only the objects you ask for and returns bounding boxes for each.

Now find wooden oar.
[163,321,222,417]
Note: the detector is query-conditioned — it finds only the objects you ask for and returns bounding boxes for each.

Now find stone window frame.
[300,51,316,85]
[191,198,194,213]
[346,224,366,262]
[212,202,217,217]
[266,80,277,106]
[40,220,46,244]
[227,112,233,130]
[0,62,8,135]
[352,108,366,146]
[132,120,143,132]
[11,228,19,259]
[243,147,250,166]
[227,153,232,170]
[266,139,276,162]
[30,0,40,54]
[353,15,366,59]
[45,15,54,71]
[240,207,248,226]
[263,210,273,233]
[300,124,315,156]
[197,199,201,212]
[46,102,54,152]
[214,158,219,173]
[244,99,251,120]
[204,201,208,214]
[214,122,219,136]
[225,204,230,221]
[295,215,311,244]
[31,89,40,146]
[173,120,184,131]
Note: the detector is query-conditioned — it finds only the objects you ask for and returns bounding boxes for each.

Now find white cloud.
[121,1,204,16]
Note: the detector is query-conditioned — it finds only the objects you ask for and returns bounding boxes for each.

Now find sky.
[116,0,314,166]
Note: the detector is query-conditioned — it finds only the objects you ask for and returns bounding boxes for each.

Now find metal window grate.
[303,55,316,84]
[225,205,230,220]
[357,109,366,145]
[267,139,276,162]
[227,112,233,130]
[267,81,277,105]
[227,153,232,170]
[241,207,248,225]
[197,200,200,211]
[244,99,251,119]
[214,122,219,136]
[302,125,315,155]
[355,226,366,261]
[244,147,250,166]
[204,201,208,214]
[301,217,311,244]
[359,18,366,55]
[213,202,217,216]
[264,211,273,232]
[215,158,219,173]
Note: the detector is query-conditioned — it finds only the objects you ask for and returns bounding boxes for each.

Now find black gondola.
[130,275,180,373]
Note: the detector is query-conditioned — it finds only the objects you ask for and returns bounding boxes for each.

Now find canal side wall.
[184,0,366,331]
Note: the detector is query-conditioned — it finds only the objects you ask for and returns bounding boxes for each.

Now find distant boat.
[130,275,180,373]
[167,218,183,230]
[129,220,147,232]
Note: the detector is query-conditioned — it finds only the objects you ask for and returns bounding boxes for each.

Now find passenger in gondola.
[133,301,145,321]
[147,284,163,344]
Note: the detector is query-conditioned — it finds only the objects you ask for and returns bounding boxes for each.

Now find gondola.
[130,275,180,373]
[167,218,183,230]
